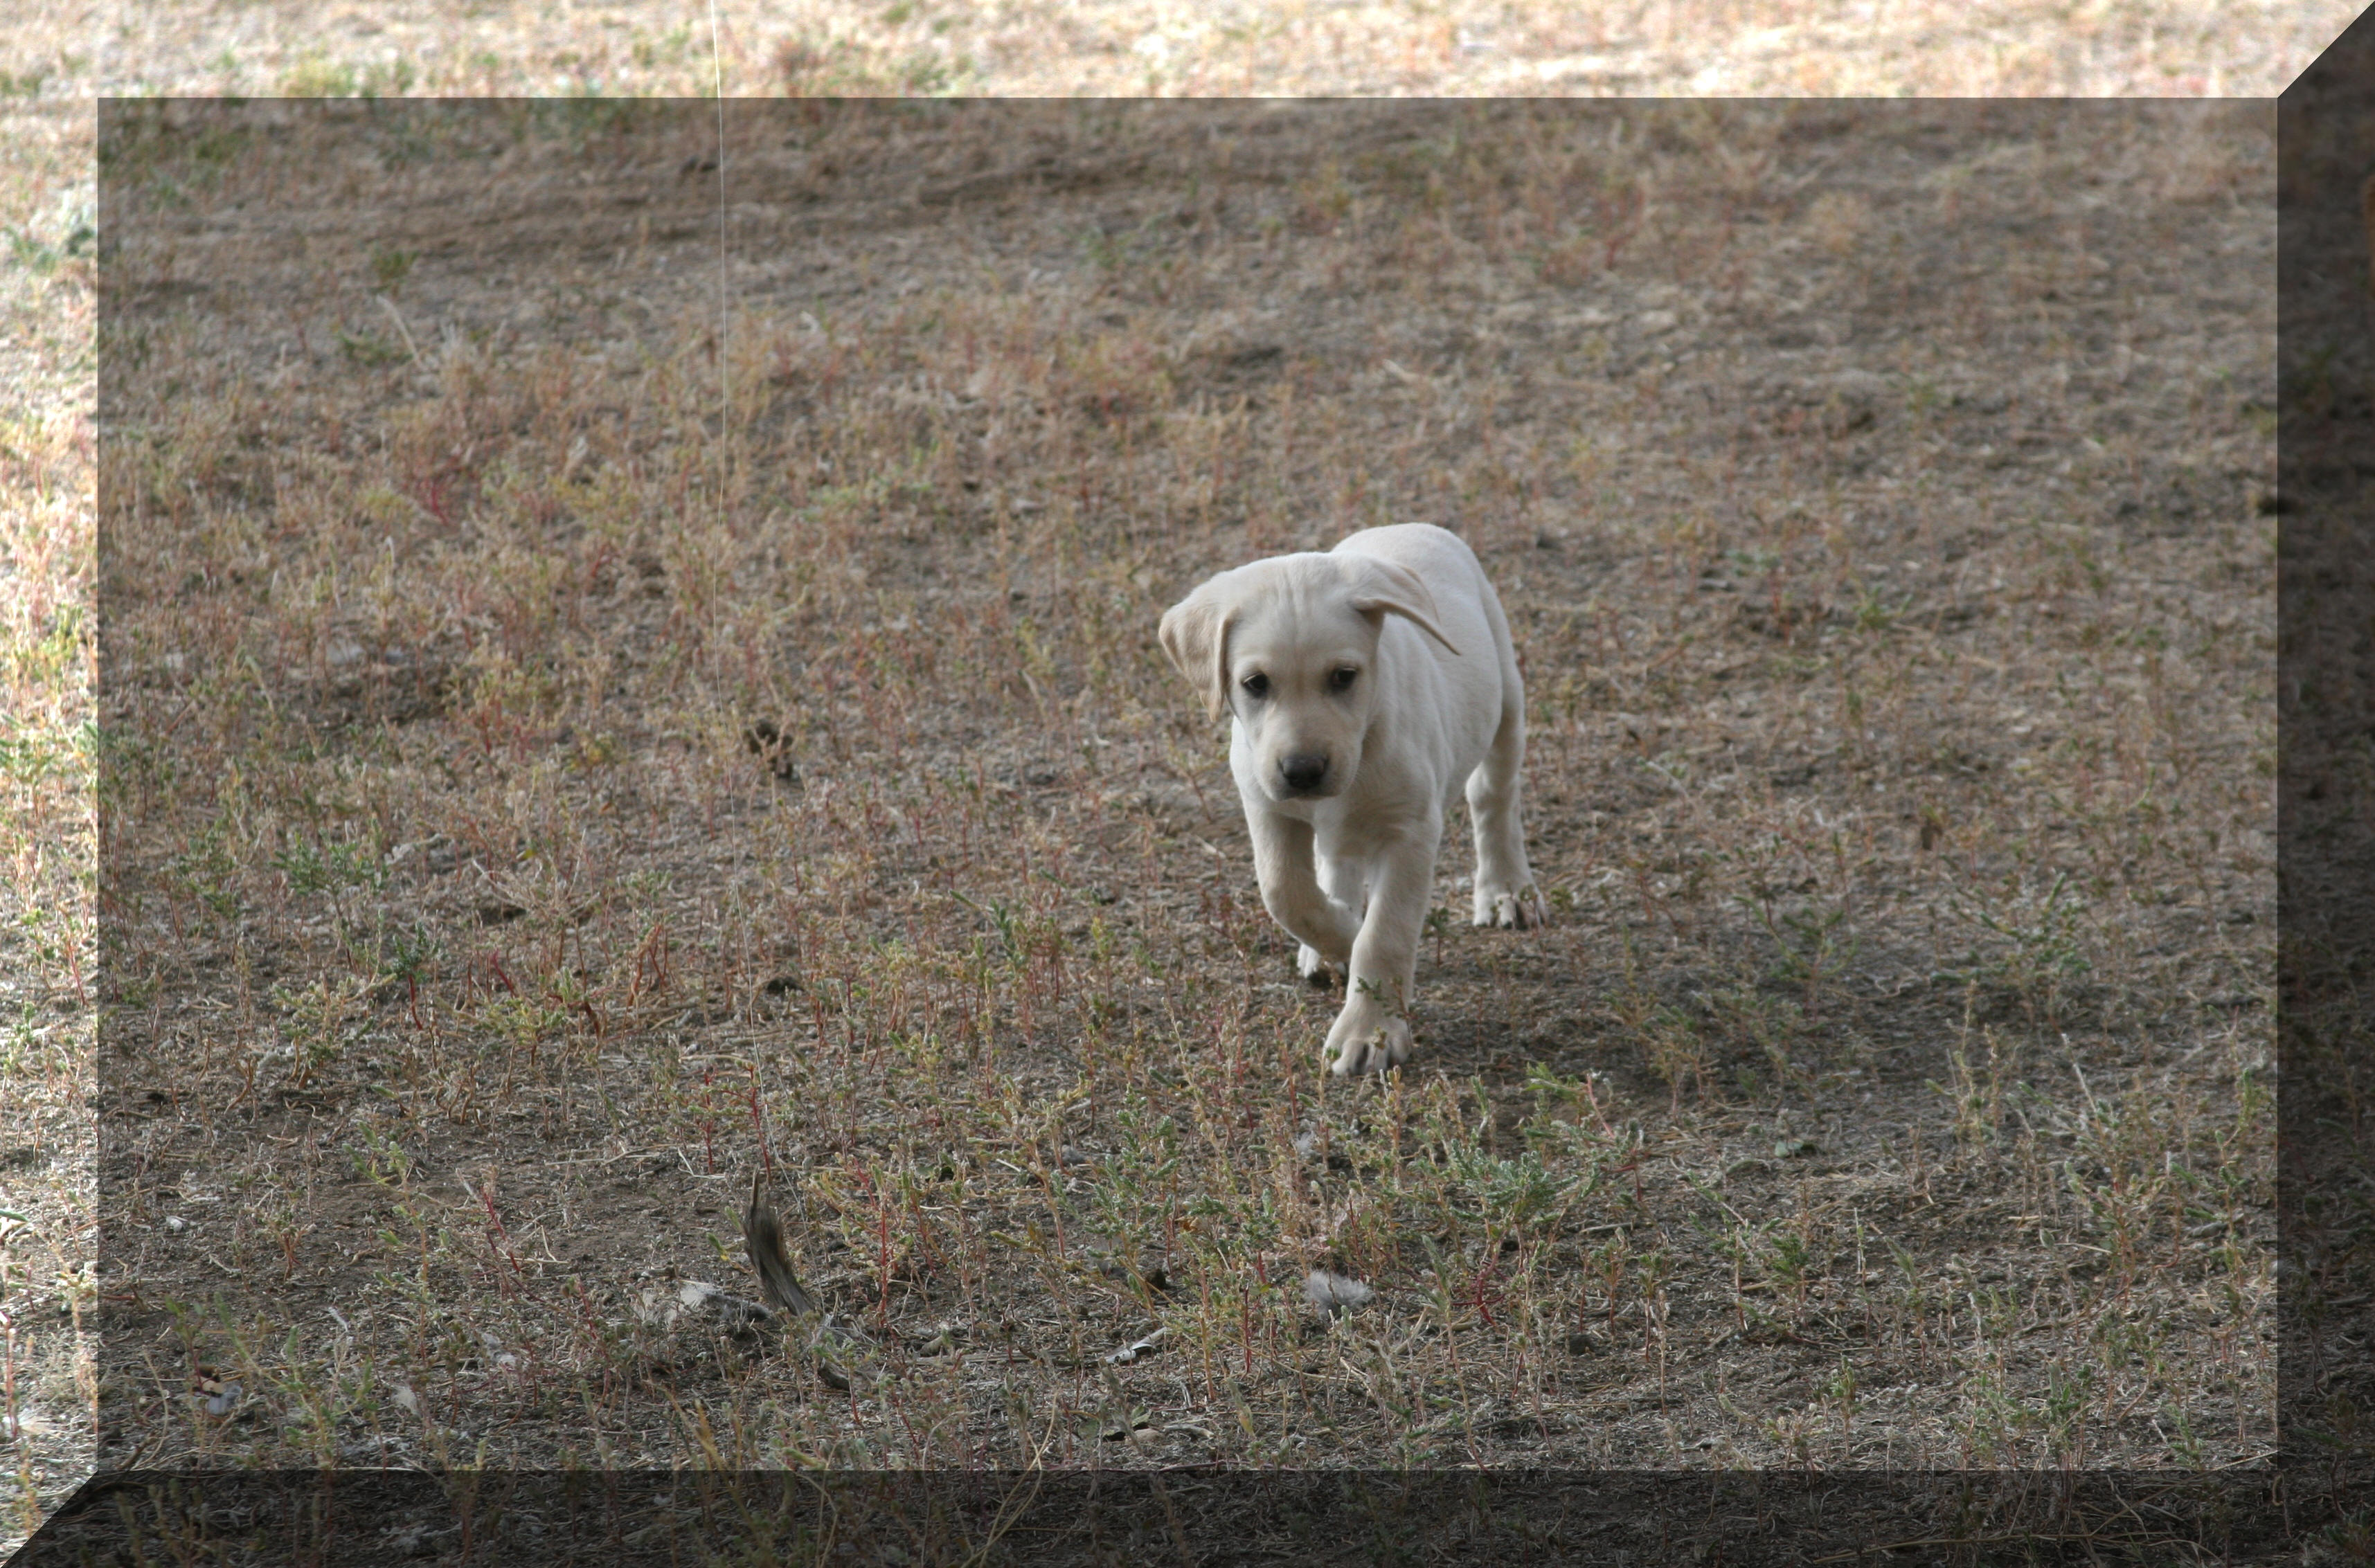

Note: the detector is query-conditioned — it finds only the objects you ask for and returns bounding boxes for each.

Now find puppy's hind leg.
[1468,691,1545,930]
[1299,849,1368,987]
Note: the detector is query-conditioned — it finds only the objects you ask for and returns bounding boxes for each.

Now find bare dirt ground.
[69,96,2275,1508]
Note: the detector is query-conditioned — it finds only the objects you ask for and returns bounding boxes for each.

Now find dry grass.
[0,1,2315,1554]
[75,98,2274,1497]
[8,0,2357,100]
[0,92,97,1556]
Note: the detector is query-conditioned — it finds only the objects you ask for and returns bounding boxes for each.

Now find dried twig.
[742,1166,818,1318]
[741,1168,877,1390]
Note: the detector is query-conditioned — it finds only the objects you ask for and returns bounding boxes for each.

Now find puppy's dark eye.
[1329,667,1359,692]
[1241,673,1271,699]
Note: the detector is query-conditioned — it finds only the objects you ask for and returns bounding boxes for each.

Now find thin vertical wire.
[708,0,729,530]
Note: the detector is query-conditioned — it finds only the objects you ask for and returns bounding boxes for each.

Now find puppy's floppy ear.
[1158,578,1237,723]
[1343,557,1460,656]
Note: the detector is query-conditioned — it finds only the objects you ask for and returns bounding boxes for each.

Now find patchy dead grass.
[0,96,97,1553]
[8,0,2354,100]
[80,99,2275,1486]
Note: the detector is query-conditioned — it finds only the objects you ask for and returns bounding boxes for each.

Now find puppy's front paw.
[1325,1013,1412,1077]
[1474,881,1549,930]
[1297,944,1340,989]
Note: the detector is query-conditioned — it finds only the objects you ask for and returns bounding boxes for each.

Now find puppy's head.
[1159,552,1457,804]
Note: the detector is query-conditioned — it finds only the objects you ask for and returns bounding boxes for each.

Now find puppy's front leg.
[1248,812,1360,970]
[1325,822,1442,1076]
[1298,851,1368,987]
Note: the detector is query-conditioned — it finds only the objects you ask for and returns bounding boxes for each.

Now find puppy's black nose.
[1280,753,1329,793]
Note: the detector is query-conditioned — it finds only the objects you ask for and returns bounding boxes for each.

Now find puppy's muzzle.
[1278,752,1331,796]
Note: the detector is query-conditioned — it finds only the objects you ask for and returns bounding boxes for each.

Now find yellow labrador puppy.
[1160,523,1545,1076]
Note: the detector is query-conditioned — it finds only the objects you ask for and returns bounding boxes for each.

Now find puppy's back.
[1331,523,1480,582]
[1332,524,1500,658]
